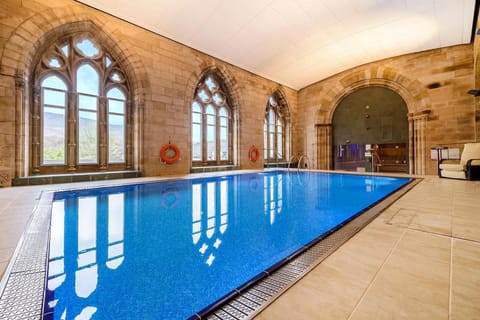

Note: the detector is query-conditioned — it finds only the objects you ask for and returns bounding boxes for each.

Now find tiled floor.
[256,176,480,319]
[0,174,479,319]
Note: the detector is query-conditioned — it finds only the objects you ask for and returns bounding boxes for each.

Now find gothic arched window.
[33,35,131,173]
[264,94,288,161]
[192,73,232,166]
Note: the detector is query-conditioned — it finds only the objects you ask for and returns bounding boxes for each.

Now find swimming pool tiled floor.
[1,174,479,319]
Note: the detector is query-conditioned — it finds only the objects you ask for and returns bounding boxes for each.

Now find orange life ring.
[160,143,180,164]
[249,145,259,162]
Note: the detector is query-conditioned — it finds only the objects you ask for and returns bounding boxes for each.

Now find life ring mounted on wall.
[160,143,181,164]
[248,145,260,162]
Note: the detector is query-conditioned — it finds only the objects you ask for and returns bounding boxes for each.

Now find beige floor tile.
[0,262,6,281]
[452,216,480,242]
[0,248,13,263]
[257,217,405,320]
[350,230,450,320]
[409,211,452,236]
[386,208,415,227]
[256,263,367,320]
[451,239,480,319]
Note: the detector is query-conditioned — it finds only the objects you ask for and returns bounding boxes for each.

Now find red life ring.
[160,143,180,164]
[249,146,259,162]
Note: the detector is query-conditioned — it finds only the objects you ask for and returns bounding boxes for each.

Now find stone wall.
[298,45,477,175]
[0,0,478,184]
[0,0,299,185]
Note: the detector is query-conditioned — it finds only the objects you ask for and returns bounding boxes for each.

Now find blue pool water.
[44,171,411,319]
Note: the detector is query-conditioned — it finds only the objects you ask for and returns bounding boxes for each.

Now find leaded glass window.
[264,94,288,162]
[33,34,131,173]
[192,74,232,165]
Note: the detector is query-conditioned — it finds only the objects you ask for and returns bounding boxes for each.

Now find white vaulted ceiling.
[76,0,476,90]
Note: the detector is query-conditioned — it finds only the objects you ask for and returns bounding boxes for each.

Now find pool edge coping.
[0,171,422,320]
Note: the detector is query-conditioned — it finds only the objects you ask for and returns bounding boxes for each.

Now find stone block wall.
[0,0,478,183]
[298,45,477,175]
[0,0,298,185]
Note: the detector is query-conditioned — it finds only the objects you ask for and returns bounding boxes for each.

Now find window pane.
[192,101,202,113]
[109,114,125,163]
[213,92,225,106]
[109,99,124,114]
[43,106,65,165]
[269,123,275,134]
[76,38,100,58]
[107,87,126,100]
[220,116,227,126]
[44,89,65,107]
[192,123,202,161]
[77,64,99,95]
[206,104,215,115]
[269,109,275,123]
[207,125,216,161]
[79,94,97,111]
[269,133,275,158]
[192,112,201,123]
[61,44,69,57]
[207,114,216,126]
[198,88,211,103]
[79,111,98,163]
[220,127,228,160]
[42,75,67,90]
[205,77,218,91]
[264,122,268,159]
[219,107,227,117]
[277,133,283,158]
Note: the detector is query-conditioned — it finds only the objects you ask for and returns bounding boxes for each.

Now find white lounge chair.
[438,143,480,180]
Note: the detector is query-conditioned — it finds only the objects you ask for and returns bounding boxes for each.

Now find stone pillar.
[67,91,77,172]
[99,96,107,170]
[133,96,144,171]
[126,100,133,169]
[408,114,414,174]
[409,110,430,175]
[31,86,41,174]
[14,76,26,178]
[315,124,332,170]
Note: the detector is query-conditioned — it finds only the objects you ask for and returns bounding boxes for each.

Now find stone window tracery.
[32,34,131,174]
[191,73,232,166]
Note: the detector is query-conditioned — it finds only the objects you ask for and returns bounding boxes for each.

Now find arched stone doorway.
[332,86,409,173]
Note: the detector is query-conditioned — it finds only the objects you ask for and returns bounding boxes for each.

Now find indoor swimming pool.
[42,170,412,319]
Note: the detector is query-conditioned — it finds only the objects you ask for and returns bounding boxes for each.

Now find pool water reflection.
[44,171,411,319]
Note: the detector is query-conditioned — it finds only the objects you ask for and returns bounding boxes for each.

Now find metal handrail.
[287,153,311,171]
[297,154,311,170]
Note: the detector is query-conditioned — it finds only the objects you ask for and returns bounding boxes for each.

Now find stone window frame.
[264,92,289,162]
[191,73,233,166]
[31,33,133,174]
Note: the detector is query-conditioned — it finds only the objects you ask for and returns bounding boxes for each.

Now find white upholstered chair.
[438,143,480,180]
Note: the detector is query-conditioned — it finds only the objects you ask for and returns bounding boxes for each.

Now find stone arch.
[270,88,291,118]
[316,67,430,125]
[1,6,151,176]
[314,66,431,174]
[184,64,241,166]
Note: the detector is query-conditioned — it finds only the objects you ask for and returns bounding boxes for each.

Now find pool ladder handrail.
[287,153,311,170]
